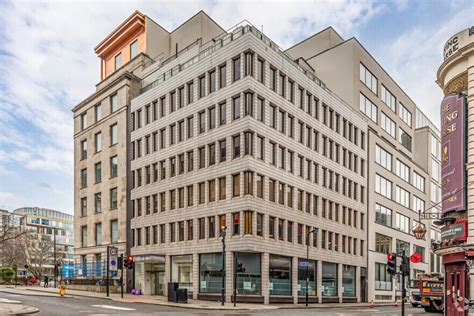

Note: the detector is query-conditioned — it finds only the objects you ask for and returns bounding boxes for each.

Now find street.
[0,291,434,316]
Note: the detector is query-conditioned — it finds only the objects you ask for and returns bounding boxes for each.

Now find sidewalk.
[0,298,39,315]
[0,285,391,310]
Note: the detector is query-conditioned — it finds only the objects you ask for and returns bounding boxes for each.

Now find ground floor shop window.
[134,263,143,290]
[322,262,338,296]
[236,252,261,295]
[171,255,193,293]
[342,265,356,297]
[199,253,223,293]
[298,259,316,296]
[269,254,291,295]
[375,262,392,290]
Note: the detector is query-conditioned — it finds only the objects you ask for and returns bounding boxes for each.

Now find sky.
[0,0,472,214]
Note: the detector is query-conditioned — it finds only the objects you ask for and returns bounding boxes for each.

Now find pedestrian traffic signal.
[236,261,245,273]
[400,255,410,275]
[387,253,397,276]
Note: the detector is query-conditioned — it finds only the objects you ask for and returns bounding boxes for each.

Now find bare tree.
[24,233,53,279]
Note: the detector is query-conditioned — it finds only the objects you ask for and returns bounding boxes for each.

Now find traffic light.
[118,256,123,269]
[387,253,397,276]
[236,261,245,273]
[124,255,134,269]
[400,255,410,275]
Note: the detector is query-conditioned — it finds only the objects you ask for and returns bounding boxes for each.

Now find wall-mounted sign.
[444,27,474,60]
[441,94,466,213]
[441,221,467,242]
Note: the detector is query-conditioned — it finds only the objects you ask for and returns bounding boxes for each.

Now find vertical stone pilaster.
[356,266,361,303]
[192,253,199,299]
[262,252,269,304]
[338,263,343,303]
[164,255,171,297]
[317,260,322,304]
[292,256,298,304]
[225,248,233,302]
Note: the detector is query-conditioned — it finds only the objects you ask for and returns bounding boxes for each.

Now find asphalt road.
[0,291,433,316]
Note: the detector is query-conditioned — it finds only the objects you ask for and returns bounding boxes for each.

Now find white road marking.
[0,298,22,304]
[92,304,136,311]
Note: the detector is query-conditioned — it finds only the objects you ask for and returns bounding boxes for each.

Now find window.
[396,239,410,256]
[232,95,241,120]
[219,102,226,125]
[257,58,264,83]
[80,168,87,188]
[110,123,117,145]
[395,186,410,208]
[244,132,253,156]
[269,66,277,91]
[431,134,440,159]
[395,213,410,233]
[233,173,240,197]
[244,51,253,76]
[359,93,377,123]
[110,220,118,243]
[80,197,87,216]
[375,145,392,171]
[244,92,253,116]
[219,177,226,200]
[94,192,101,213]
[233,135,240,158]
[199,76,205,99]
[244,211,253,234]
[110,187,118,210]
[208,69,216,93]
[94,104,102,122]
[187,81,194,104]
[342,265,356,297]
[80,112,87,130]
[170,223,175,242]
[396,160,410,182]
[130,40,138,58]
[244,171,254,195]
[413,172,425,192]
[219,139,226,162]
[80,140,87,159]
[110,156,118,178]
[381,85,396,111]
[198,147,205,169]
[199,253,223,293]
[380,112,396,138]
[279,73,286,97]
[269,255,291,295]
[219,64,227,88]
[256,136,264,160]
[399,103,412,127]
[81,226,87,247]
[322,262,338,296]
[268,216,275,239]
[360,63,377,94]
[399,127,412,152]
[257,97,264,122]
[95,223,102,245]
[375,233,391,253]
[375,174,392,198]
[233,56,241,81]
[375,204,392,227]
[375,263,392,290]
[413,195,425,213]
[110,94,118,113]
[208,216,216,238]
[232,212,240,235]
[94,162,102,183]
[94,132,102,153]
[208,106,216,130]
[187,185,194,206]
[208,180,216,202]
[256,174,264,198]
[187,220,194,240]
[114,53,121,71]
[431,160,440,182]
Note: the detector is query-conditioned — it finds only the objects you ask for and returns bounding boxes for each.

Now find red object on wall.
[410,253,422,263]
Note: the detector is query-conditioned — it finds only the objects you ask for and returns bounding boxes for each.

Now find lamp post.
[305,228,317,307]
[219,226,227,306]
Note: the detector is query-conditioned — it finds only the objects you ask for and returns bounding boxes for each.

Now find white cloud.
[378,9,471,128]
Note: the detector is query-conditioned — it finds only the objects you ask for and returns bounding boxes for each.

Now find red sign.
[441,94,467,213]
[410,253,422,263]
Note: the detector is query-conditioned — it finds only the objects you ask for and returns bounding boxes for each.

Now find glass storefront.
[269,254,291,296]
[171,255,193,293]
[342,265,356,297]
[298,259,316,296]
[236,252,261,295]
[134,263,143,290]
[322,262,338,296]
[199,253,223,293]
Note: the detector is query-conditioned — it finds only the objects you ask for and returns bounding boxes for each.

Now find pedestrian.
[44,275,49,288]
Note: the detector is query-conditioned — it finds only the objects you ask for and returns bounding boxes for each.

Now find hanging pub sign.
[441,221,467,242]
[440,94,466,213]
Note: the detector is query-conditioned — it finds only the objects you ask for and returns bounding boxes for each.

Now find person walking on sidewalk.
[44,276,49,288]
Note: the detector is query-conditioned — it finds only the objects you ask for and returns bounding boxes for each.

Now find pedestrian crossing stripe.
[92,305,136,311]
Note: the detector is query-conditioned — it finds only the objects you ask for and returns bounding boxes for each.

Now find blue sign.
[299,261,309,267]
[111,259,117,266]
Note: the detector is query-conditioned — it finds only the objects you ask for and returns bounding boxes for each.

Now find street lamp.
[219,226,227,306]
[305,228,317,307]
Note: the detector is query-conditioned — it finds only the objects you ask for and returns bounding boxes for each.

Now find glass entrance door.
[150,272,165,295]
